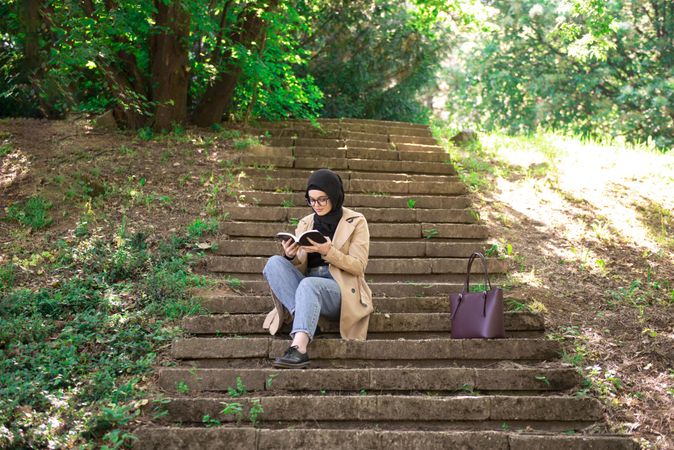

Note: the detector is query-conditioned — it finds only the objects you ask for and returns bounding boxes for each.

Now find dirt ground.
[1,119,673,448]
[469,135,674,449]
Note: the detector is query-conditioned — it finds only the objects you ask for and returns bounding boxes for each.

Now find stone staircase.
[134,119,636,449]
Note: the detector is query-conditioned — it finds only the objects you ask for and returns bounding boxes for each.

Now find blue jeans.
[262,255,341,340]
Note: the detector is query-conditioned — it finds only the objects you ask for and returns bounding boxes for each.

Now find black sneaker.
[273,345,310,369]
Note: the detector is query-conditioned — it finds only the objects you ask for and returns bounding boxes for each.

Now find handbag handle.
[463,252,492,293]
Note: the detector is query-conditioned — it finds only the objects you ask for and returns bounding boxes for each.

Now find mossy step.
[220,222,489,240]
[206,256,508,275]
[157,367,579,394]
[234,191,471,209]
[222,207,477,224]
[172,338,560,362]
[133,427,637,450]
[152,395,603,427]
[181,312,541,336]
[214,240,489,258]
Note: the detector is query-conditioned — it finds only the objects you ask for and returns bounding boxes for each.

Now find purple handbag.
[449,252,505,339]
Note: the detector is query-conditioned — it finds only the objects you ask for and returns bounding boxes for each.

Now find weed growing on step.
[534,375,551,387]
[407,199,416,209]
[202,415,222,427]
[249,399,264,427]
[0,223,210,448]
[227,377,247,397]
[289,217,299,226]
[225,276,242,290]
[220,402,244,423]
[176,381,190,394]
[422,228,438,239]
[458,384,480,396]
[265,374,278,389]
[4,195,54,230]
[281,199,295,208]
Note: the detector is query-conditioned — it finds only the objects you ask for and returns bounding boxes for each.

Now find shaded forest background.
[1,0,673,150]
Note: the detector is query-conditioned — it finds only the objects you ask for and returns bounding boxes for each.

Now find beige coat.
[287,207,373,340]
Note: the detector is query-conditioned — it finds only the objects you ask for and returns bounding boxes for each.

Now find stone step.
[172,338,561,364]
[220,222,489,240]
[235,191,471,209]
[205,281,475,297]
[390,135,439,146]
[235,155,456,175]
[223,207,477,224]
[214,240,487,257]
[236,176,465,195]
[181,312,541,336]
[153,395,603,429]
[133,427,637,450]
[193,294,474,314]
[285,146,448,163]
[237,168,457,182]
[157,367,579,394]
[395,142,445,152]
[206,256,508,275]
[224,272,499,283]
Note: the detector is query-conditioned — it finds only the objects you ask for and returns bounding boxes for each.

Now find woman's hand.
[282,239,300,258]
[304,237,332,256]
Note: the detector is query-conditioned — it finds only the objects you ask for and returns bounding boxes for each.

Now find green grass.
[0,224,212,448]
[232,136,261,151]
[4,196,54,230]
[0,143,12,157]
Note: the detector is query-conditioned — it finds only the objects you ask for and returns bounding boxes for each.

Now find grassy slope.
[0,119,252,449]
[433,124,674,449]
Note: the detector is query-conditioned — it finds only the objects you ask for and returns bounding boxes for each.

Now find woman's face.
[307,189,332,216]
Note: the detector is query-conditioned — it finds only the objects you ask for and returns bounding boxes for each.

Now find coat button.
[351,288,356,293]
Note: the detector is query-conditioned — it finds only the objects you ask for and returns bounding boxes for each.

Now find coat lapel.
[331,209,358,250]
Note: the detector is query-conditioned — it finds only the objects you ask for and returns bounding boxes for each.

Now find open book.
[276,230,327,246]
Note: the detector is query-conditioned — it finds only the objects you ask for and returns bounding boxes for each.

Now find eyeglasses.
[307,196,330,206]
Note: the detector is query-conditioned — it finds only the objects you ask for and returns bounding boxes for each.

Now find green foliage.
[407,199,416,209]
[186,218,219,240]
[4,195,53,230]
[422,227,438,239]
[0,263,15,292]
[306,0,463,122]
[2,0,323,126]
[0,227,209,448]
[441,0,674,150]
[227,377,247,398]
[0,143,12,157]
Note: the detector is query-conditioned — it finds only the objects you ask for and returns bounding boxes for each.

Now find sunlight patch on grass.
[479,131,674,256]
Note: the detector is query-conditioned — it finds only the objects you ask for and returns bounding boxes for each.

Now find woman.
[262,169,373,368]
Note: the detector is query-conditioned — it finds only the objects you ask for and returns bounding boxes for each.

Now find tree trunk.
[191,0,278,127]
[150,0,191,131]
[18,0,63,118]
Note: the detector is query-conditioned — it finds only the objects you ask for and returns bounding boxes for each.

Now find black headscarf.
[305,169,344,269]
[305,168,344,239]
